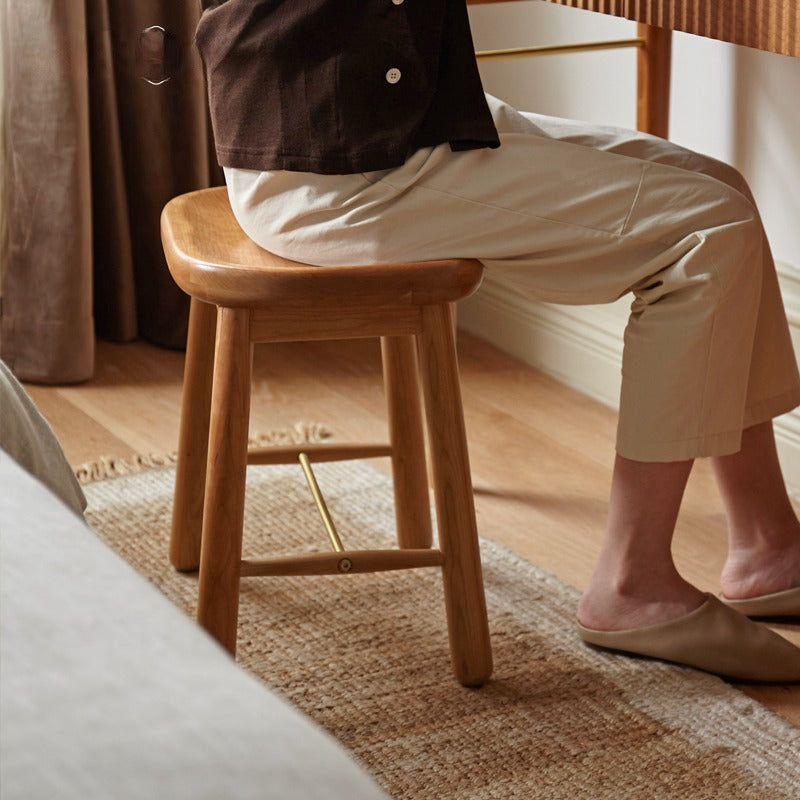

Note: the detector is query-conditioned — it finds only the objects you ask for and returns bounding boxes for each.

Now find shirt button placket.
[388,0,403,84]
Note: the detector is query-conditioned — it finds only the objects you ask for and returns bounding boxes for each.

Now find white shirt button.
[385,68,401,84]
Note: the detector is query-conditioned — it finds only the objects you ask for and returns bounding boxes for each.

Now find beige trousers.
[225,94,800,462]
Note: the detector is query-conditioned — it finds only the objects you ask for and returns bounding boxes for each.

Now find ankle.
[725,502,800,555]
[721,536,800,599]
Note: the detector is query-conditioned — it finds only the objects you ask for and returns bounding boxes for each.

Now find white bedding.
[0,452,385,800]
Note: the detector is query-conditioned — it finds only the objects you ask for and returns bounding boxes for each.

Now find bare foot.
[720,537,800,600]
[577,572,706,631]
[711,420,800,600]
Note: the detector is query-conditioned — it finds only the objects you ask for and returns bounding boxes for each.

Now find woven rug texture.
[82,458,800,799]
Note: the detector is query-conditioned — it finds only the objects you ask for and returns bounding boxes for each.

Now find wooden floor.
[25,332,800,723]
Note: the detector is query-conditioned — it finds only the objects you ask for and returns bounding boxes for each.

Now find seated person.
[193,1,800,681]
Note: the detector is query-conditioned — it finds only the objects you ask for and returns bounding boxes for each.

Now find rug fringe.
[74,422,333,485]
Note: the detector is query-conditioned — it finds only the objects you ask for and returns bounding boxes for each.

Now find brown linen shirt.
[196,0,500,174]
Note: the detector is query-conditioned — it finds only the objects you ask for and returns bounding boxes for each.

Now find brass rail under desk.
[468,1,799,138]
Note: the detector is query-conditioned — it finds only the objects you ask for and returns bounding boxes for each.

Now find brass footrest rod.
[476,38,644,61]
[240,453,444,578]
[299,451,344,553]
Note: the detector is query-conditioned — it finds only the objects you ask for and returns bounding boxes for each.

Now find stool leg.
[381,336,433,549]
[170,299,217,571]
[417,304,492,687]
[196,307,253,656]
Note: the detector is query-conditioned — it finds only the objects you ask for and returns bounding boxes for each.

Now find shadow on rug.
[82,459,800,799]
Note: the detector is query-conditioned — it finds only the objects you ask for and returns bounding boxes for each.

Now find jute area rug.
[81,449,800,799]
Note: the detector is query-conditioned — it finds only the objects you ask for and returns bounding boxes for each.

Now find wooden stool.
[160,187,492,686]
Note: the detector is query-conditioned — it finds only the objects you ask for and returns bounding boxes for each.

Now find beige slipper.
[719,586,800,618]
[577,594,800,683]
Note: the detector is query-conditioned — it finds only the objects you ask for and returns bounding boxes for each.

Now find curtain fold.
[1,0,223,383]
[1,0,95,383]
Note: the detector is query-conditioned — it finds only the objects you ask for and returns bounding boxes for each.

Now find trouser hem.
[742,385,800,431]
[616,385,800,463]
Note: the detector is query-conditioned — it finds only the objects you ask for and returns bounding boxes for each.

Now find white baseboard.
[459,261,800,498]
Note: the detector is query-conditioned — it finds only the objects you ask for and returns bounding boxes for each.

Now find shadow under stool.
[160,186,493,687]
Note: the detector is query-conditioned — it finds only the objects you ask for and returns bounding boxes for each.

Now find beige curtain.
[1,0,222,383]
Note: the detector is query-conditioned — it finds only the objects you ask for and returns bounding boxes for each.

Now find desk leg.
[637,22,672,139]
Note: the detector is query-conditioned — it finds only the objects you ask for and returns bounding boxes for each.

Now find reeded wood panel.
[468,1,800,57]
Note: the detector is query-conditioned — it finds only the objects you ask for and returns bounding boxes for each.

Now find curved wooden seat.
[160,187,493,687]
[161,187,484,309]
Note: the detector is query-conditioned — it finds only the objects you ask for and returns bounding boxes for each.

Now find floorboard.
[23,334,799,723]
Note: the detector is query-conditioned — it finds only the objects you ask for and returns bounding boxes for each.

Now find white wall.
[462,0,800,494]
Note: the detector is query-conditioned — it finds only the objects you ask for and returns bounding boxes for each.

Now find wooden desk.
[468,1,799,137]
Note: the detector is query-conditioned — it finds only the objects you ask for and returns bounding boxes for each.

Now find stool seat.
[162,188,484,309]
[161,187,493,687]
